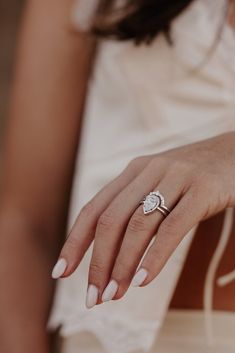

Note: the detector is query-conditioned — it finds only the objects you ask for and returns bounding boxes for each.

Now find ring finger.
[102,174,186,301]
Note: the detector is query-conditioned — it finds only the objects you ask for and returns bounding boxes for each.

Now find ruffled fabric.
[52,311,159,353]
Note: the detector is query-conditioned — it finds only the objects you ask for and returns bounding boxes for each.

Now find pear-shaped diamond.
[143,193,160,214]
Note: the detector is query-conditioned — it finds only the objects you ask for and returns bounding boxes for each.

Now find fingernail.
[102,279,119,302]
[51,258,67,279]
[86,284,99,309]
[131,268,148,287]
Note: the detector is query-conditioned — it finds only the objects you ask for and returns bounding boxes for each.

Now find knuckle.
[126,157,140,171]
[147,156,162,170]
[97,208,116,232]
[80,201,96,218]
[191,172,219,195]
[146,155,172,174]
[169,160,192,174]
[89,261,105,278]
[126,156,148,172]
[128,212,148,233]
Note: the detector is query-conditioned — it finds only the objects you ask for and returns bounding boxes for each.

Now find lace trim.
[49,311,160,353]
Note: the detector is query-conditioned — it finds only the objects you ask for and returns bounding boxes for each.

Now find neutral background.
[0,0,24,145]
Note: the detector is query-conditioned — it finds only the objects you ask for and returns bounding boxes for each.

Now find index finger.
[51,158,150,279]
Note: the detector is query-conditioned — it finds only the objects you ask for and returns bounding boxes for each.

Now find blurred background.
[0,0,24,144]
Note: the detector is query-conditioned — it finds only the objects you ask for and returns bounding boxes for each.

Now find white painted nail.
[102,280,119,302]
[86,284,99,309]
[51,258,67,279]
[131,268,148,287]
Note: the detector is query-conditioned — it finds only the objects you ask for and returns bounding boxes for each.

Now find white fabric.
[48,1,235,353]
[59,310,235,353]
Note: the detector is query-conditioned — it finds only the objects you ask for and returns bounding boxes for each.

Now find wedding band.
[140,191,171,217]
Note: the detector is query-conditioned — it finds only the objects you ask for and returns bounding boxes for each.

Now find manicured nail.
[102,280,119,302]
[131,268,148,287]
[86,284,99,309]
[51,258,67,279]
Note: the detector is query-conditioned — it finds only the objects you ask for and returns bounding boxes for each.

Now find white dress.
[48,1,235,352]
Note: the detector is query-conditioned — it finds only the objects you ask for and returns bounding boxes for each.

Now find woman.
[1,0,235,352]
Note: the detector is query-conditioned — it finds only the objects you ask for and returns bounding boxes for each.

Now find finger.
[135,187,205,287]
[104,172,184,301]
[52,157,151,279]
[87,160,166,305]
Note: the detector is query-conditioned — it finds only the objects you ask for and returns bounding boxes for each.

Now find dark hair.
[92,0,195,44]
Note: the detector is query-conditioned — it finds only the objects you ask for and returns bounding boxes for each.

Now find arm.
[0,0,95,352]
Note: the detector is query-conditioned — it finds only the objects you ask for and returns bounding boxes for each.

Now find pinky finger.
[132,189,204,287]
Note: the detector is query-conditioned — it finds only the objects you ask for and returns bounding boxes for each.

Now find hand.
[52,132,235,307]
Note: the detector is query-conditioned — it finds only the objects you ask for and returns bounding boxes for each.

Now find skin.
[59,132,235,304]
[0,0,95,352]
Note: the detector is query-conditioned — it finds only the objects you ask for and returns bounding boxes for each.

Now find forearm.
[0,0,95,351]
